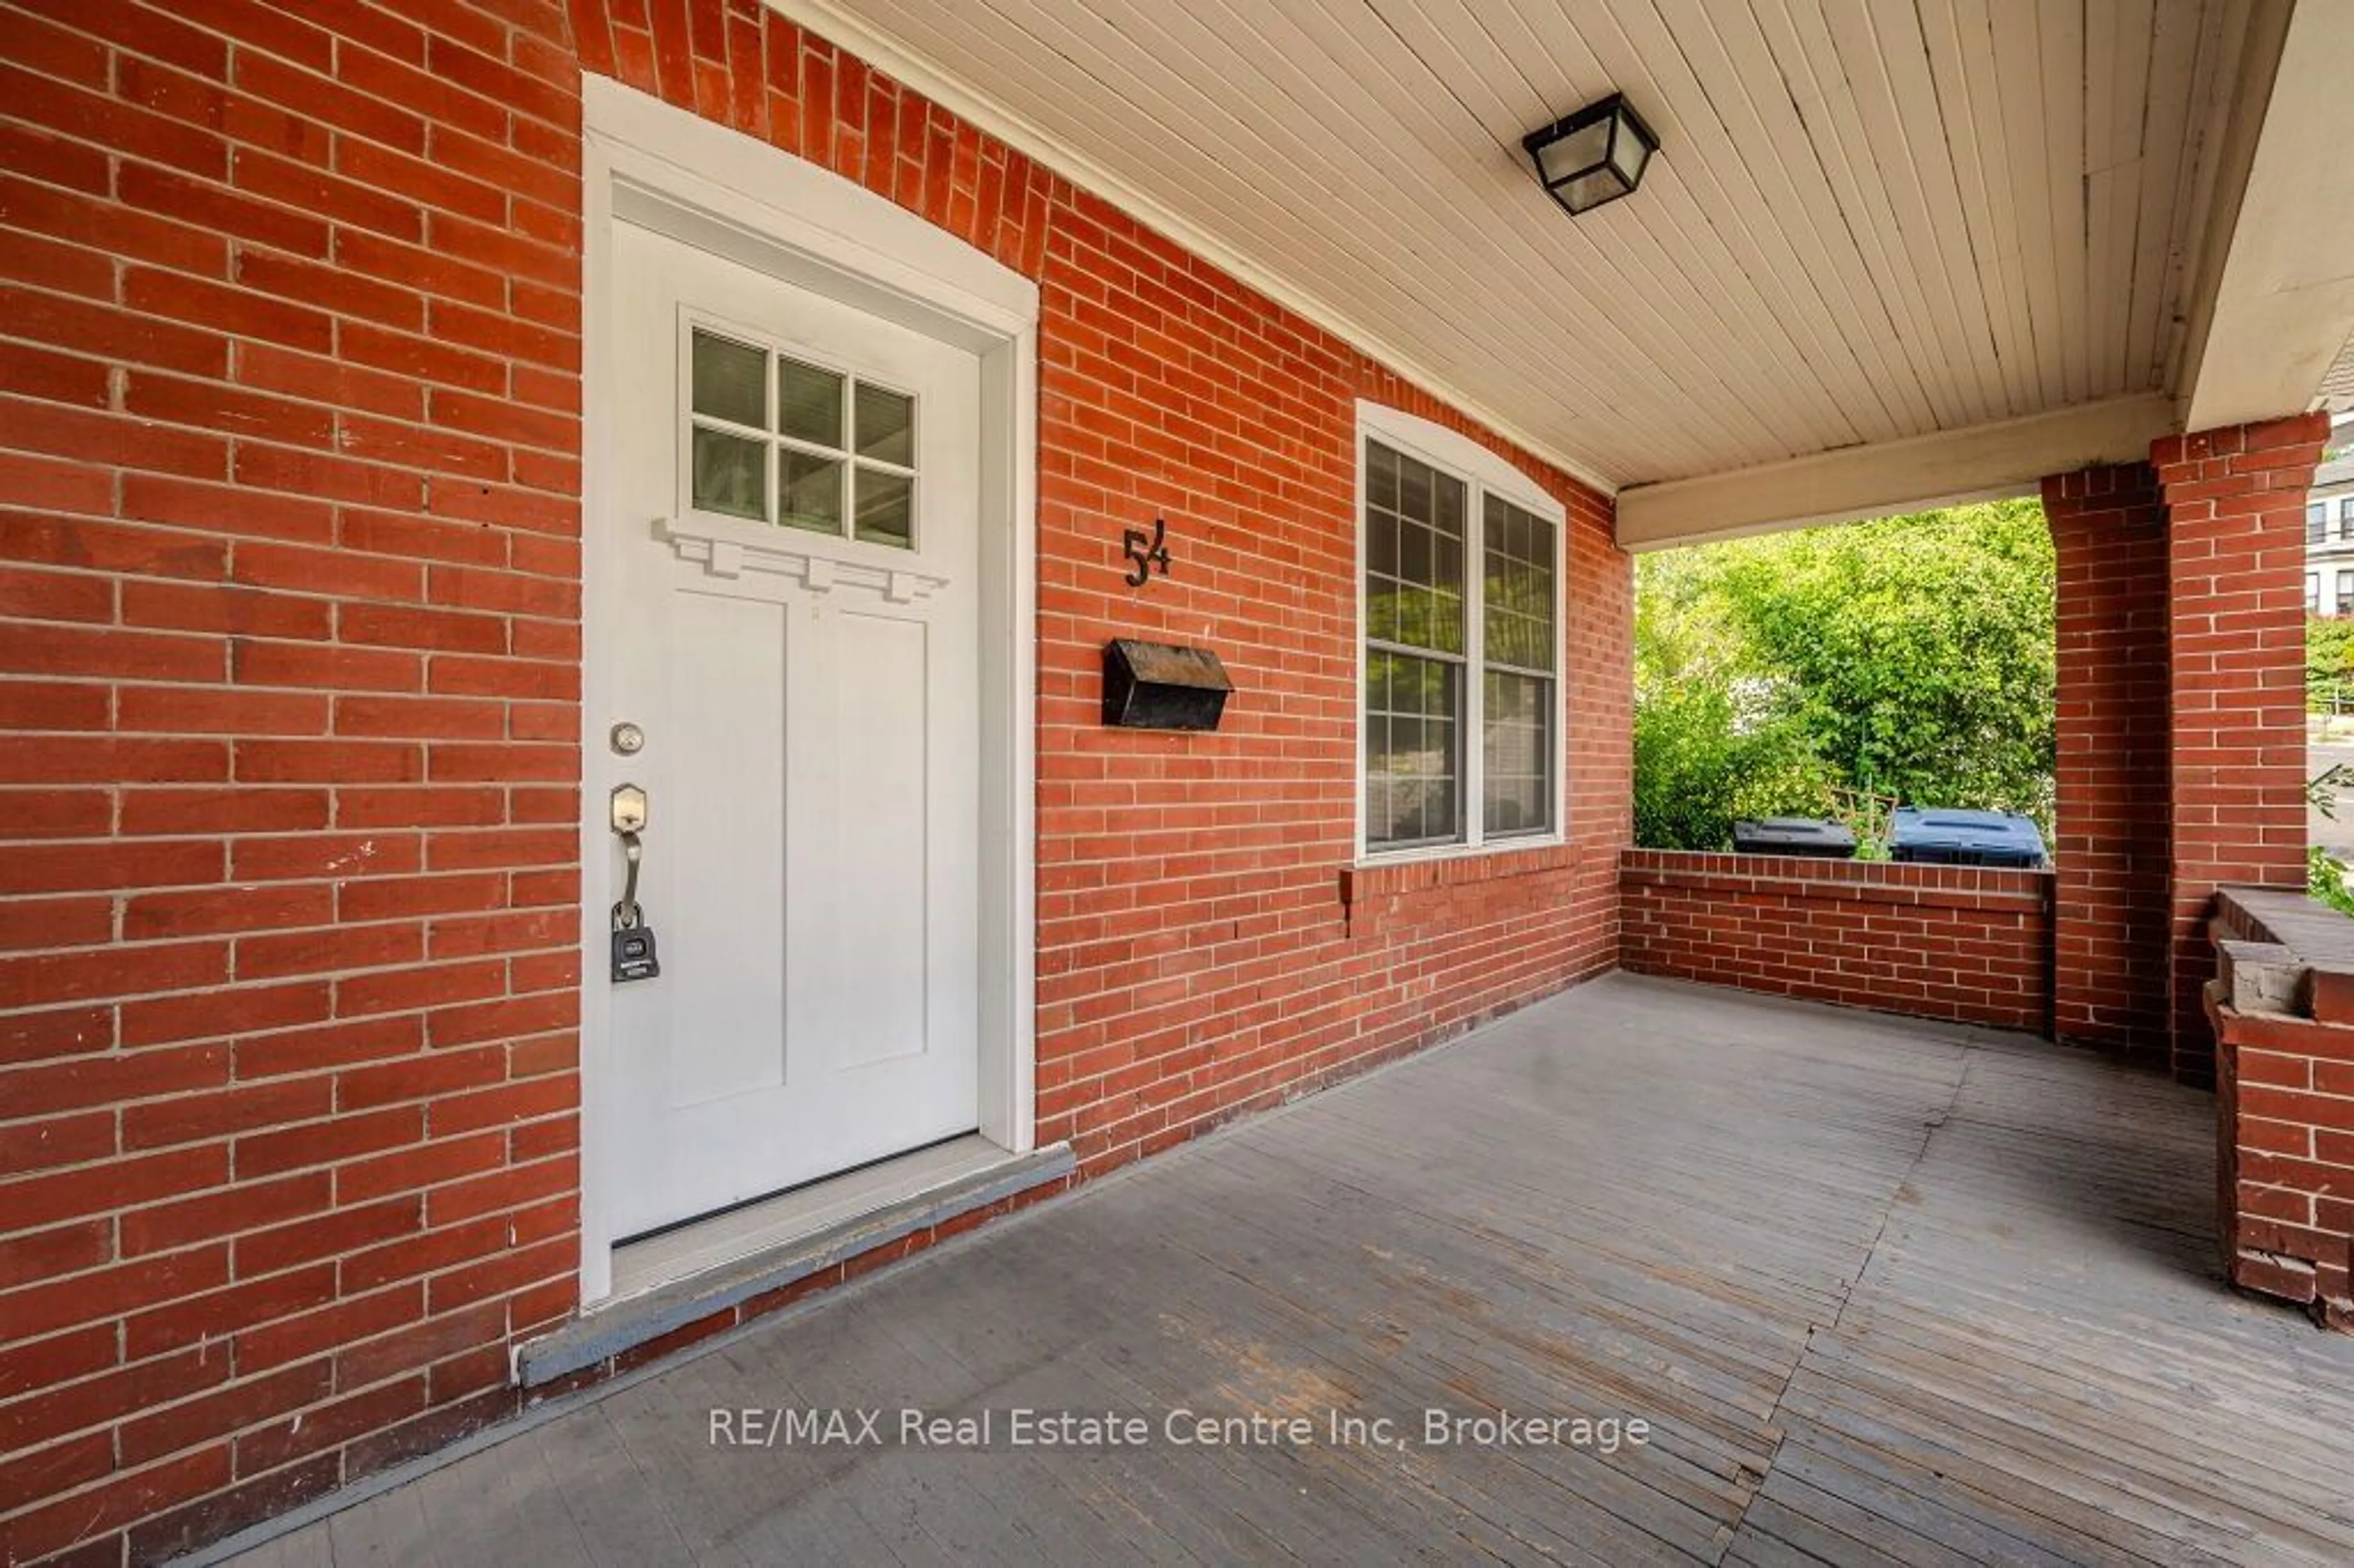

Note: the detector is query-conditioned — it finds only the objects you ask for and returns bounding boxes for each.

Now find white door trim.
[578,76,1038,1306]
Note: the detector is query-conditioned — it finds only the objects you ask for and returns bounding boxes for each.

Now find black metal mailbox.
[1102,639,1233,731]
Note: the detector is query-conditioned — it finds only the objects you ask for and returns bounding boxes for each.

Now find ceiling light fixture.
[1522,94,1659,216]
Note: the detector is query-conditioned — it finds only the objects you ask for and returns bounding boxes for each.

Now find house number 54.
[1122,517,1173,588]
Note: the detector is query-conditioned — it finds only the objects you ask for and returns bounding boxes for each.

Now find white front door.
[601,219,983,1240]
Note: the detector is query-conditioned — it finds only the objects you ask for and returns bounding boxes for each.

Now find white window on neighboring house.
[2336,569,2353,618]
[1358,405,1565,857]
[2311,573,2325,614]
[2340,495,2354,540]
[2310,501,2329,544]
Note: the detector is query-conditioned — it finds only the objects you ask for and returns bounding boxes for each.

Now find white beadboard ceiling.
[791,0,2265,492]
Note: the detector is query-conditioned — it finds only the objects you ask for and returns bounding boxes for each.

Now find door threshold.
[522,1137,1073,1389]
[612,1131,995,1274]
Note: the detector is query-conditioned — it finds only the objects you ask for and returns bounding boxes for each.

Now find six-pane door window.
[1363,438,1558,853]
[686,325,918,549]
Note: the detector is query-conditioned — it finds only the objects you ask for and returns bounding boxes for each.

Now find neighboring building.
[2303,416,2354,614]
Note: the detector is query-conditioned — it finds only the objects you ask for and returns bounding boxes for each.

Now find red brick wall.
[2041,463,2171,1056]
[1026,222,1627,1169]
[0,2,1629,1559]
[2153,414,2330,1084]
[1,1,591,1561]
[1619,851,2054,1032]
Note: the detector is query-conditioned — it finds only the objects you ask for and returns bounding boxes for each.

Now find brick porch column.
[2152,413,2333,1085]
[2041,463,2172,1057]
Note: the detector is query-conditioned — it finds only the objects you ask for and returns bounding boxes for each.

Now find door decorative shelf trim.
[655,516,951,604]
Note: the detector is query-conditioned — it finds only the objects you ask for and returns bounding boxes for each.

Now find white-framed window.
[1356,402,1566,859]
[2336,569,2353,618]
[2310,572,2323,614]
[2339,495,2354,540]
[678,313,918,550]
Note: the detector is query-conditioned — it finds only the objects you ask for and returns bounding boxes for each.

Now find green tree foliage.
[1634,500,2055,850]
[1632,553,1836,851]
[2311,847,2354,918]
[2309,615,2354,710]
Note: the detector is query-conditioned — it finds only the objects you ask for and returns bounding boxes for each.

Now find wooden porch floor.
[221,974,2354,1566]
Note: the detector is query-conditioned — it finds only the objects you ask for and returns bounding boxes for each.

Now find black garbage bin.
[1730,817,1857,859]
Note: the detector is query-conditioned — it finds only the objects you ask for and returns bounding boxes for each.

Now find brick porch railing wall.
[1618,851,2055,1032]
[2207,886,2354,1330]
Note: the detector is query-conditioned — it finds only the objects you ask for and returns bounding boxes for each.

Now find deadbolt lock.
[610,783,648,835]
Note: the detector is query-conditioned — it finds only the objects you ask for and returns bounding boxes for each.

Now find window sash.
[1365,651,1463,850]
[1482,493,1558,682]
[1482,669,1555,839]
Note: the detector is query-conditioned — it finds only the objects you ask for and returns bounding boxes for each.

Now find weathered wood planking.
[230,974,2354,1567]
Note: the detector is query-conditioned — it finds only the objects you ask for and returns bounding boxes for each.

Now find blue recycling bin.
[1889,807,2046,869]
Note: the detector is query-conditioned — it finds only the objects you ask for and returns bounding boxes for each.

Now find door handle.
[611,783,649,929]
[609,783,660,981]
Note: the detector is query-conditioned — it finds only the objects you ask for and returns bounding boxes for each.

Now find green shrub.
[1632,682,1834,851]
[2310,845,2354,918]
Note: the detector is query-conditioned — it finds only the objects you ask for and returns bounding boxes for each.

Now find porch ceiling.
[784,0,2263,497]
